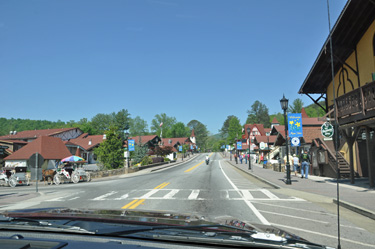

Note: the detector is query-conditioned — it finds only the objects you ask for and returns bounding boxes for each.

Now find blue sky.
[0,0,347,134]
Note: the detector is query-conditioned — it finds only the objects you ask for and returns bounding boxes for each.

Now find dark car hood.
[1,207,305,241]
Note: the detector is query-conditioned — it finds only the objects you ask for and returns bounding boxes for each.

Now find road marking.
[241,190,254,200]
[92,191,118,201]
[184,161,204,172]
[259,189,279,200]
[272,223,375,247]
[260,210,329,224]
[163,189,179,199]
[188,189,200,200]
[219,161,270,225]
[122,182,170,209]
[184,153,213,172]
[114,194,129,200]
[68,197,80,201]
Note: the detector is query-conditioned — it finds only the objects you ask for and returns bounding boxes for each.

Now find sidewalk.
[221,153,375,220]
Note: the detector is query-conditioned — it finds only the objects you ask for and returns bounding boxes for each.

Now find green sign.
[321,122,334,138]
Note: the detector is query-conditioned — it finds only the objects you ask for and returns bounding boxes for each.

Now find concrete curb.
[333,198,375,221]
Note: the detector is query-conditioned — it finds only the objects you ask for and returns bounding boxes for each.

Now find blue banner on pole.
[226,145,230,150]
[237,141,242,150]
[179,145,182,152]
[128,140,135,151]
[287,113,303,137]
[190,145,193,150]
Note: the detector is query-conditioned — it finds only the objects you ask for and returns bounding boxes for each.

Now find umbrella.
[61,156,85,163]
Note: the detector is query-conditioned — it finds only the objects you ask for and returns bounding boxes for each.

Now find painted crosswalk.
[46,189,304,202]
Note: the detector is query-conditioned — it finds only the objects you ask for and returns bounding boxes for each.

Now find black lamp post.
[247,127,251,170]
[125,130,130,168]
[280,94,291,185]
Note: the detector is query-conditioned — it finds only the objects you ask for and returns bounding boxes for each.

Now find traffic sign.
[291,137,300,147]
[29,153,44,168]
[321,122,334,138]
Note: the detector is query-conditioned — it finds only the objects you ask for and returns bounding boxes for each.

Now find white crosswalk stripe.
[46,189,305,202]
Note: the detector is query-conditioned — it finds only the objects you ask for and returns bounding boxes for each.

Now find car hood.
[1,207,305,241]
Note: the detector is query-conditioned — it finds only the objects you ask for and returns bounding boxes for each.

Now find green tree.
[169,122,190,138]
[305,101,326,117]
[219,115,236,138]
[187,120,208,150]
[76,118,96,134]
[288,98,304,113]
[132,142,149,164]
[114,109,131,131]
[227,117,242,145]
[246,100,271,127]
[151,113,176,137]
[93,126,124,169]
[91,113,113,134]
[129,116,149,136]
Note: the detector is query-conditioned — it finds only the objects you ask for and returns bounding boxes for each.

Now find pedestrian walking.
[244,153,248,164]
[234,153,238,164]
[239,154,243,164]
[300,150,310,179]
[293,154,299,176]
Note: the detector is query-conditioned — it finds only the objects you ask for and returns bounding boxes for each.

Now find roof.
[299,1,375,94]
[4,136,72,160]
[0,139,28,145]
[161,137,191,146]
[244,123,266,136]
[303,127,324,144]
[0,128,81,140]
[271,117,279,124]
[302,117,324,126]
[130,135,161,145]
[191,129,195,137]
[301,108,308,118]
[253,135,277,144]
[69,134,105,151]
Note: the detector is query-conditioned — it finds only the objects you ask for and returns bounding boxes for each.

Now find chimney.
[88,139,92,145]
[9,131,13,135]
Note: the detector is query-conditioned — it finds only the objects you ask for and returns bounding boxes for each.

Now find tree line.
[0,110,209,150]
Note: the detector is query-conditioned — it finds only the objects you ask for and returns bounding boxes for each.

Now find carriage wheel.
[71,173,79,184]
[53,174,61,185]
[86,172,91,182]
[8,176,17,188]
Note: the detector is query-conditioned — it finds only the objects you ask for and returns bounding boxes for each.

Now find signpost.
[321,122,334,138]
[29,153,44,193]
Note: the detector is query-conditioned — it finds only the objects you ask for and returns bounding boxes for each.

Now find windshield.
[1,1,375,249]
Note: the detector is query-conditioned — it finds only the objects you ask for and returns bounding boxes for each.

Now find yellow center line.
[184,153,213,173]
[121,182,170,209]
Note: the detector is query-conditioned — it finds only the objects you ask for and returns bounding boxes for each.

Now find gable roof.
[161,137,192,146]
[299,1,375,94]
[244,124,266,136]
[4,136,72,160]
[0,128,81,141]
[271,117,279,124]
[69,134,104,151]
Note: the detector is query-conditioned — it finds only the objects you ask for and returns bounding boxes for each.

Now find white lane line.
[229,198,304,201]
[272,223,375,248]
[46,197,65,202]
[92,191,118,201]
[139,189,159,199]
[163,189,179,199]
[219,161,270,225]
[260,210,329,224]
[259,189,279,200]
[188,190,200,200]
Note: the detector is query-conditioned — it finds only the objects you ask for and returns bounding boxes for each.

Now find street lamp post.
[247,128,252,170]
[125,130,130,168]
[280,94,292,185]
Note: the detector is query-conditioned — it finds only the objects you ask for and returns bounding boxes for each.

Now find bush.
[164,157,170,162]
[141,156,153,166]
[152,157,164,164]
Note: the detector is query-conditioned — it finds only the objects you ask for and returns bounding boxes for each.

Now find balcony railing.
[336,80,375,125]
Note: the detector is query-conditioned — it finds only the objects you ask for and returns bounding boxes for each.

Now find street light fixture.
[247,127,251,170]
[280,94,291,185]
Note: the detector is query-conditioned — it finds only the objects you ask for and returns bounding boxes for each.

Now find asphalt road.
[1,152,374,248]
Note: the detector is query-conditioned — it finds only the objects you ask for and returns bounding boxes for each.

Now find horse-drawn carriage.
[52,163,91,185]
[0,166,30,187]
